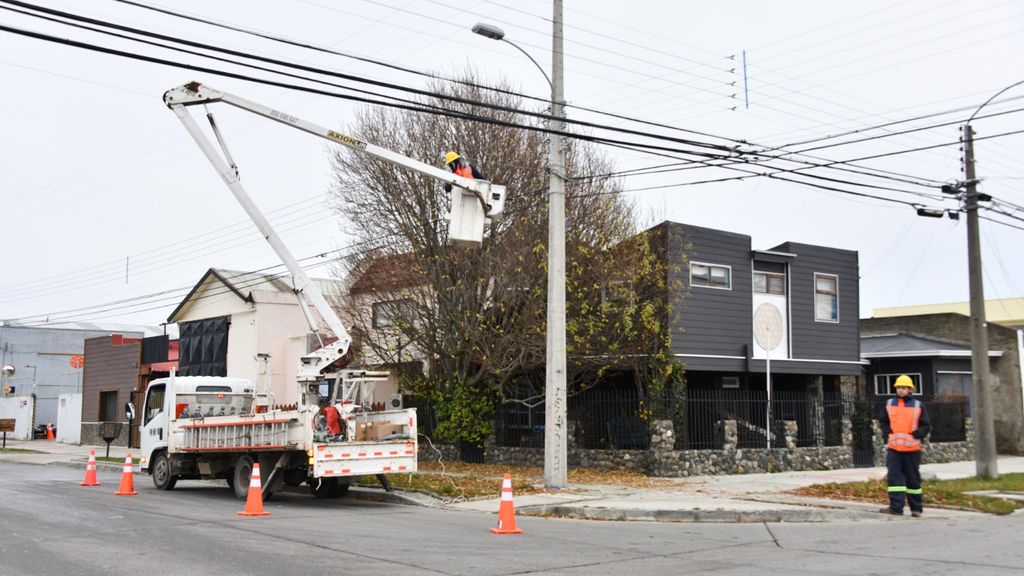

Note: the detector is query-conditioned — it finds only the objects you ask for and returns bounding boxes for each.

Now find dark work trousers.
[886,449,923,512]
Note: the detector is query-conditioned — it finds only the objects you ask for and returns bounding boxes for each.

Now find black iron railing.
[404,391,969,452]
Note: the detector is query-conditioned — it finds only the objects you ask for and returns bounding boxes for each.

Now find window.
[936,371,972,417]
[753,272,786,295]
[99,390,118,422]
[372,299,414,328]
[143,384,164,425]
[873,373,923,396]
[936,372,972,400]
[690,262,731,290]
[721,376,740,389]
[814,273,839,322]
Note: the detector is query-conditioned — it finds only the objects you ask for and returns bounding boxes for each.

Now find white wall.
[254,291,326,406]
[0,395,35,440]
[56,393,82,444]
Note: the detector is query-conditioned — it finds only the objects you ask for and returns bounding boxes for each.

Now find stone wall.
[80,422,130,447]
[871,417,975,465]
[418,415,975,477]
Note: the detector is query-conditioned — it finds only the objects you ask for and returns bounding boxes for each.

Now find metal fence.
[926,399,968,442]
[406,391,969,452]
[493,390,650,450]
[403,396,438,438]
[675,389,852,450]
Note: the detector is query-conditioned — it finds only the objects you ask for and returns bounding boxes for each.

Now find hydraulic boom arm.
[164,81,505,380]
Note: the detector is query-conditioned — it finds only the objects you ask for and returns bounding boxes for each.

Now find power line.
[10,233,396,326]
[85,0,965,196]
[0,5,747,159]
[108,0,757,148]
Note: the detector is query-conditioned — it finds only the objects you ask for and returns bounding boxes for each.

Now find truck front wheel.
[152,452,177,491]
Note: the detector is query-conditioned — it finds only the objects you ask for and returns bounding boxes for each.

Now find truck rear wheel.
[232,455,254,500]
[152,451,177,490]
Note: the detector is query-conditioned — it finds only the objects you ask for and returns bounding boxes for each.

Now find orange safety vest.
[886,397,923,452]
[453,163,474,179]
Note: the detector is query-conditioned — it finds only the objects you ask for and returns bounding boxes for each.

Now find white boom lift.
[136,81,506,500]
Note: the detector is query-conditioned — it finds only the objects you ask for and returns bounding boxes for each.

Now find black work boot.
[879,507,903,515]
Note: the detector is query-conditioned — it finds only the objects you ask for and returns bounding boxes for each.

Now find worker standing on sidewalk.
[879,374,931,517]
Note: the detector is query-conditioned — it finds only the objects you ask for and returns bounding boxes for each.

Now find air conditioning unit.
[389,393,404,410]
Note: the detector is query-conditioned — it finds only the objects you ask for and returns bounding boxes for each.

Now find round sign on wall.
[753,303,784,352]
[69,355,85,369]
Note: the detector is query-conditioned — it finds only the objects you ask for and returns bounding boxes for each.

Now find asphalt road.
[1,462,1022,576]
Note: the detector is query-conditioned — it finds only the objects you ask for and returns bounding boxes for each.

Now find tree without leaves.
[328,70,680,443]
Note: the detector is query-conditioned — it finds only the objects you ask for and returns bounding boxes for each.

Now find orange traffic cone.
[490,473,523,535]
[238,463,271,517]
[46,422,55,441]
[114,453,137,496]
[81,449,100,486]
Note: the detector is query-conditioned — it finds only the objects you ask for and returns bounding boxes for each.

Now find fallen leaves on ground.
[793,473,1024,515]
[363,460,684,500]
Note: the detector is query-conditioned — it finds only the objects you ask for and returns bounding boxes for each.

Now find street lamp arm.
[501,38,554,93]
[967,79,1024,124]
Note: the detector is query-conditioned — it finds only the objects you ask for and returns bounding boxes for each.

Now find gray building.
[861,313,1023,454]
[663,222,863,390]
[0,323,157,431]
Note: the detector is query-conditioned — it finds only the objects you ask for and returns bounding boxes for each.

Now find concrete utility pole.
[544,0,568,489]
[472,2,567,489]
[962,125,999,479]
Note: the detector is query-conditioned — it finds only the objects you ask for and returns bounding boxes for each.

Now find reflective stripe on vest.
[886,398,922,452]
[453,164,473,179]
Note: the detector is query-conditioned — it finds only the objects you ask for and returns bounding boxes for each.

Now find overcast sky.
[1,0,1022,332]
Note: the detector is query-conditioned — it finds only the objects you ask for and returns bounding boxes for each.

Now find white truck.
[138,82,505,500]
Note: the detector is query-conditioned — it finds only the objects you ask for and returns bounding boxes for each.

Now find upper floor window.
[753,272,786,295]
[814,273,839,322]
[372,299,414,329]
[691,262,731,290]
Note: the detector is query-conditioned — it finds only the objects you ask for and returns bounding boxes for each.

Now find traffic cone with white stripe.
[238,463,271,517]
[80,449,99,486]
[114,453,137,496]
[490,473,523,534]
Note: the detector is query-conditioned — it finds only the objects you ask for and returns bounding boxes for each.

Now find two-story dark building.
[662,221,862,398]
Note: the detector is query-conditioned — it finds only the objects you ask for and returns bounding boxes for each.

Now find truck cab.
[138,376,254,473]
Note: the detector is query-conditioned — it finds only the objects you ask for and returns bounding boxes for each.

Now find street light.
[473,2,568,488]
[471,24,555,92]
[947,78,1024,479]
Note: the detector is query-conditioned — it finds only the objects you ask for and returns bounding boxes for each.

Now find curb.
[517,504,878,523]
[47,459,125,473]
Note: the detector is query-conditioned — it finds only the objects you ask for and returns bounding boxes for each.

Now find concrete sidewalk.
[0,438,133,470]
[3,439,1021,523]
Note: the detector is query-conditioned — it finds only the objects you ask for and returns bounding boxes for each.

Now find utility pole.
[544,0,568,489]
[963,125,999,479]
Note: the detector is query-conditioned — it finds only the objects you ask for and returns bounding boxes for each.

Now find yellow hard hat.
[444,151,461,164]
[894,374,915,390]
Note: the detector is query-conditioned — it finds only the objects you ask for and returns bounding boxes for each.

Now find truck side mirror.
[125,402,136,422]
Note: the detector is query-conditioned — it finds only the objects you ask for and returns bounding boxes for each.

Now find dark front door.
[851,399,876,468]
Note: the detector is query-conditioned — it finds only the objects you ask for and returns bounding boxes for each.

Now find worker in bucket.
[878,374,931,517]
[443,151,486,192]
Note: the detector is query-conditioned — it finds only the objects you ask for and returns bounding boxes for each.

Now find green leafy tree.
[329,70,681,444]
